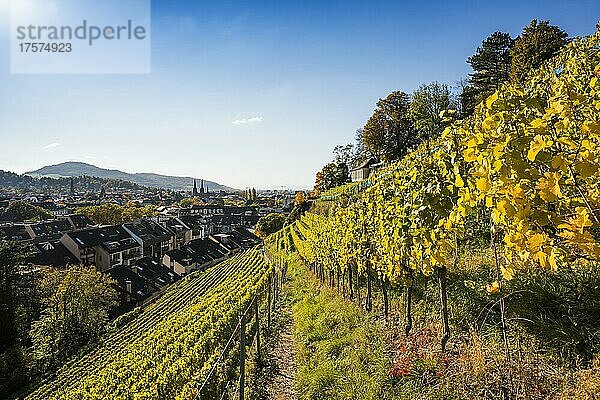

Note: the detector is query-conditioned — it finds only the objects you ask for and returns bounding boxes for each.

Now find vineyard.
[265,25,600,399]
[24,248,275,400]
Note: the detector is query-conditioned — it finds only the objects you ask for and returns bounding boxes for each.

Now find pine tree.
[461,32,513,116]
[510,20,569,83]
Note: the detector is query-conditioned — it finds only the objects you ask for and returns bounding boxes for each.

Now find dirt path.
[265,303,298,400]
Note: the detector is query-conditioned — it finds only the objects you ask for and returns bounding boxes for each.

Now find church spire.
[200,179,204,194]
[193,179,198,196]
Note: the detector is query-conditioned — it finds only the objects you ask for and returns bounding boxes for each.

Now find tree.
[314,163,350,193]
[510,20,569,83]
[294,191,307,206]
[462,31,513,115]
[0,242,34,354]
[363,91,416,162]
[2,201,51,222]
[179,197,205,207]
[0,241,37,396]
[76,203,156,225]
[409,82,454,142]
[255,213,287,238]
[29,266,117,373]
[350,128,375,167]
[333,144,354,166]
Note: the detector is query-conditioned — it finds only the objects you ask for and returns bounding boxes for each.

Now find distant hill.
[0,169,151,195]
[25,162,235,192]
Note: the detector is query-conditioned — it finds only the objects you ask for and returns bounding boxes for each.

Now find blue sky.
[0,0,598,189]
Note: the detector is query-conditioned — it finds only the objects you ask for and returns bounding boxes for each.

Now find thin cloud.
[43,142,60,149]
[231,116,263,125]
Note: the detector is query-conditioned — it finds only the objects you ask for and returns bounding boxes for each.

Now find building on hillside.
[162,248,198,276]
[156,217,192,248]
[178,215,210,240]
[25,219,73,240]
[97,236,142,271]
[350,158,381,182]
[123,219,173,259]
[164,236,228,276]
[107,265,157,305]
[60,226,142,271]
[64,214,94,230]
[0,224,32,241]
[29,239,79,267]
[38,202,69,216]
[210,233,242,256]
[230,227,261,247]
[133,257,179,288]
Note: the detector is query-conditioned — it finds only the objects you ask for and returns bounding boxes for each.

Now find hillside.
[260,26,600,400]
[0,170,150,194]
[25,162,235,192]
[25,249,271,399]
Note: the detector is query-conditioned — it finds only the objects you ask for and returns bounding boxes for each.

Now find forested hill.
[26,162,235,192]
[0,170,152,194]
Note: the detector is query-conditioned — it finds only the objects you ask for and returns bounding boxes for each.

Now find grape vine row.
[26,248,271,400]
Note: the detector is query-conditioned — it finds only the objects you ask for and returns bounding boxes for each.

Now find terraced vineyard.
[25,248,270,400]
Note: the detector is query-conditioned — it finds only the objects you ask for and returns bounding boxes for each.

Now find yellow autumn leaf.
[558,207,593,233]
[535,251,549,269]
[558,136,578,150]
[486,280,499,294]
[551,155,567,170]
[501,266,515,280]
[486,91,499,109]
[485,196,493,207]
[463,147,477,162]
[466,136,479,147]
[576,160,599,178]
[455,174,464,188]
[548,252,558,271]
[527,135,553,161]
[530,118,546,130]
[536,171,562,202]
[528,233,546,253]
[476,177,491,193]
[491,208,502,224]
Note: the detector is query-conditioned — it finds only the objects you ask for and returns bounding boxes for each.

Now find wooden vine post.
[348,266,354,300]
[255,298,261,364]
[365,262,373,312]
[239,307,246,400]
[267,275,272,332]
[438,265,450,352]
[405,267,413,336]
[381,277,389,321]
[492,221,512,399]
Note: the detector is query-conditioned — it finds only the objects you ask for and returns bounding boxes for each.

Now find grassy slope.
[284,250,600,400]
[286,254,396,400]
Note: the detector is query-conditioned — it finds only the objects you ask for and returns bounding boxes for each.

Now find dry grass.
[557,357,600,400]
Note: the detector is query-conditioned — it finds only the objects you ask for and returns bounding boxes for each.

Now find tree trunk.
[382,278,389,321]
[438,266,450,352]
[349,266,354,300]
[405,283,413,336]
[365,264,373,312]
[356,270,362,304]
